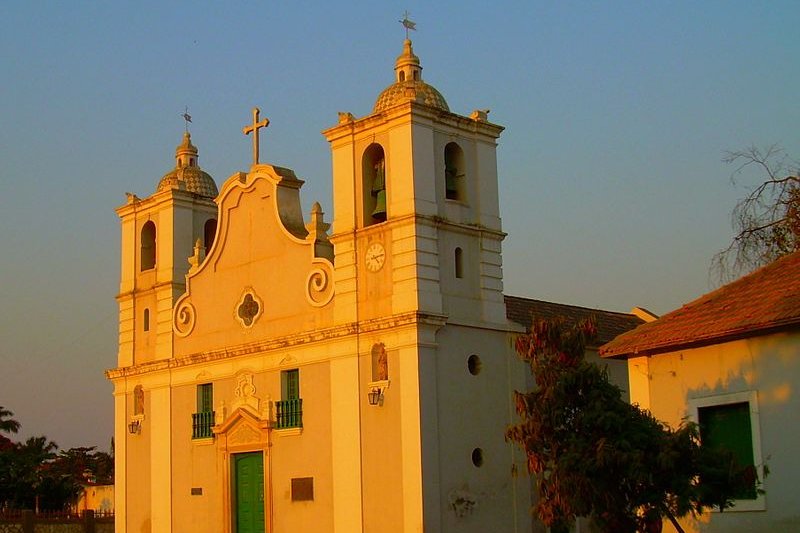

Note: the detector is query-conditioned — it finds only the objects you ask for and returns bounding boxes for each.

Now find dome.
[373,80,450,113]
[156,132,218,198]
[157,166,218,198]
[372,39,449,114]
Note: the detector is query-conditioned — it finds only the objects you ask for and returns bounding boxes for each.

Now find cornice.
[329,213,505,243]
[322,101,503,144]
[106,311,448,380]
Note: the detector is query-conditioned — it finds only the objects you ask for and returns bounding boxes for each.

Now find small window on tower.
[143,309,150,332]
[399,71,406,82]
[141,221,156,271]
[455,247,464,279]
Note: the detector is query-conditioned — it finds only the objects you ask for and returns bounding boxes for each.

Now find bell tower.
[322,30,524,532]
[116,131,219,367]
[323,37,506,325]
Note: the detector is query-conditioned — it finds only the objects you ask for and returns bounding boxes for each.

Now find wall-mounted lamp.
[367,387,384,406]
[128,419,141,435]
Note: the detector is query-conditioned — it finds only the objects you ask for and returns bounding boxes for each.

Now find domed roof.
[372,39,449,114]
[373,80,450,113]
[157,166,218,198]
[156,132,218,198]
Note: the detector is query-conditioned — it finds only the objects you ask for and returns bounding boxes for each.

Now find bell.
[445,163,458,198]
[372,190,387,220]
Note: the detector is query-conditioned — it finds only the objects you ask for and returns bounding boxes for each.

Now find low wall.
[0,510,113,533]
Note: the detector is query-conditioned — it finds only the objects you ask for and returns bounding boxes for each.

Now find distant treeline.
[0,406,113,511]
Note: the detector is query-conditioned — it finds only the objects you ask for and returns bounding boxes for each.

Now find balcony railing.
[192,411,215,439]
[276,398,303,429]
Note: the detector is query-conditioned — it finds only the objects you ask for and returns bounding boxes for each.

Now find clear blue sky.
[1,1,798,450]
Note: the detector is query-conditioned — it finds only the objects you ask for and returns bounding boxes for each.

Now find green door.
[233,452,265,533]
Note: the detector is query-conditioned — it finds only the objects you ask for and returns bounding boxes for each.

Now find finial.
[188,238,206,272]
[243,107,270,166]
[470,109,490,122]
[181,106,192,133]
[306,202,331,241]
[399,11,416,39]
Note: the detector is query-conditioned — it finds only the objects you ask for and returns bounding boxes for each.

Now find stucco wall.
[628,331,800,532]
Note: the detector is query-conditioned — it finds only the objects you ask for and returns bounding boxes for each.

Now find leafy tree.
[0,406,21,436]
[0,410,115,512]
[506,318,752,533]
[713,145,800,281]
[2,436,59,511]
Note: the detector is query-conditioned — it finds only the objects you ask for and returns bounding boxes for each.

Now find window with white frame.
[689,390,765,511]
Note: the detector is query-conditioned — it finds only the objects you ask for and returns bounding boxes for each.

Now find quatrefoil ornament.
[235,290,263,328]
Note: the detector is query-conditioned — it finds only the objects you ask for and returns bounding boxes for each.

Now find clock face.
[365,242,386,272]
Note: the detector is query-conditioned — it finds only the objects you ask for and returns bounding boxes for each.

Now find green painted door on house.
[234,452,265,533]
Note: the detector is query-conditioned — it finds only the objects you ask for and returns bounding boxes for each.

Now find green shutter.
[197,383,213,413]
[699,402,756,499]
[282,370,299,400]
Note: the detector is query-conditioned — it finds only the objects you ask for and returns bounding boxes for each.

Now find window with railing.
[277,369,303,429]
[276,398,303,429]
[192,383,214,439]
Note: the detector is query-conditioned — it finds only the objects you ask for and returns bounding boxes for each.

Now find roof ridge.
[600,250,800,358]
[503,294,636,317]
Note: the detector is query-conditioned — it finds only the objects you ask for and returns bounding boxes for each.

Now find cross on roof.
[242,107,270,165]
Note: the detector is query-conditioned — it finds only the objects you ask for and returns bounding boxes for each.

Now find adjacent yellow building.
[602,251,800,533]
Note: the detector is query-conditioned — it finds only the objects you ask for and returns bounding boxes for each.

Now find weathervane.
[399,11,416,39]
[242,107,270,166]
[181,106,192,133]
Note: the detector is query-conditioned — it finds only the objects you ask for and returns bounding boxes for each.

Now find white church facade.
[107,35,640,533]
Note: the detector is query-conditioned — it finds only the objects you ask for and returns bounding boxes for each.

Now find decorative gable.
[172,164,335,355]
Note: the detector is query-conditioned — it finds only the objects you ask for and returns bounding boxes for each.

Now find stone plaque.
[291,477,314,501]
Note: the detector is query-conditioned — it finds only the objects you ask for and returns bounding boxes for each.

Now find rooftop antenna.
[399,11,416,39]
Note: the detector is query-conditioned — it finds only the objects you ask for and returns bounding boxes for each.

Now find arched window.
[455,247,464,279]
[204,218,217,253]
[444,142,465,201]
[141,221,156,271]
[399,71,406,82]
[362,144,387,226]
[143,308,150,332]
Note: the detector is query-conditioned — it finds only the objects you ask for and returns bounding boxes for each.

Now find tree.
[1,436,59,511]
[0,409,115,512]
[0,406,21,436]
[0,406,20,454]
[713,145,800,281]
[506,318,752,533]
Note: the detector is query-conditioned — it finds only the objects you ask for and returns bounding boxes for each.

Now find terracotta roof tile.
[600,251,800,358]
[504,295,644,346]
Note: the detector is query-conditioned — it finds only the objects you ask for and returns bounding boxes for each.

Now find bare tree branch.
[713,145,800,283]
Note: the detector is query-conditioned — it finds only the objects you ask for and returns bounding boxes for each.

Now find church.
[107,32,640,533]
